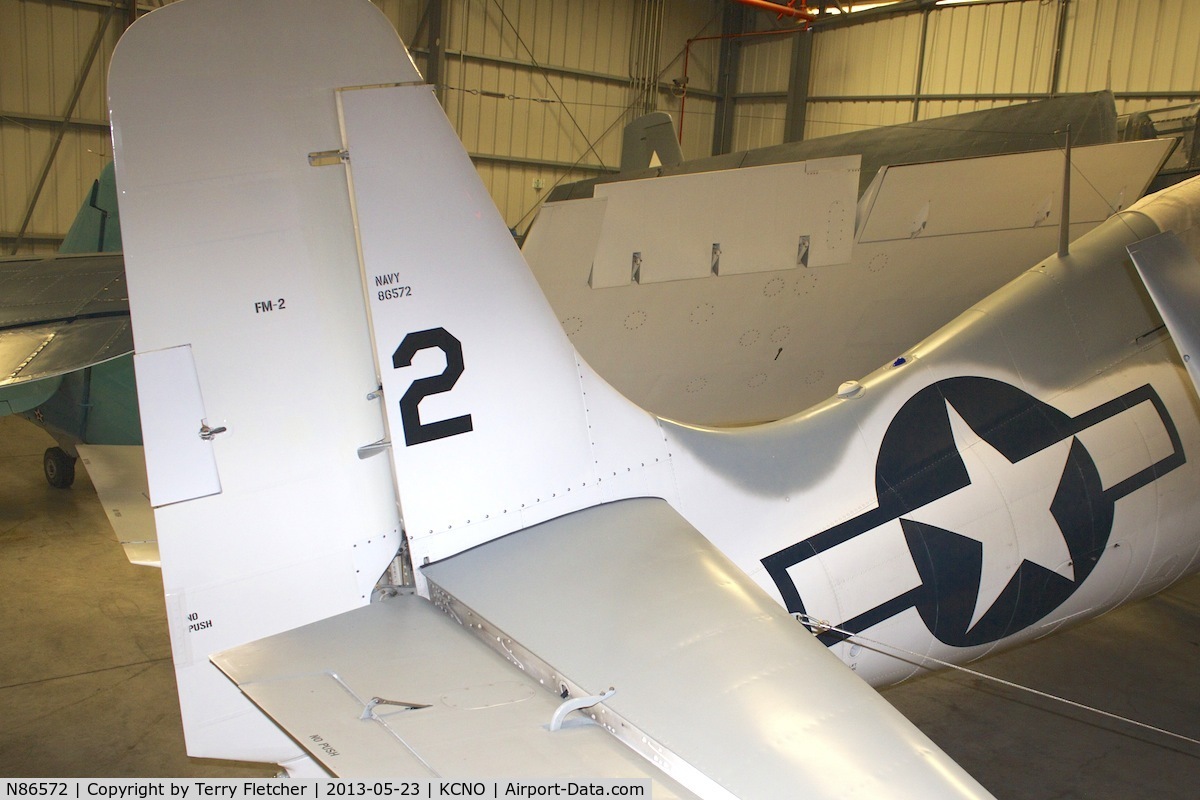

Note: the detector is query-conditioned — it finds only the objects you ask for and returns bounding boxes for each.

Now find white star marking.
[905,400,1076,631]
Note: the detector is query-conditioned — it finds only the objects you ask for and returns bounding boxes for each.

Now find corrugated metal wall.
[658,3,722,158]
[0,0,725,252]
[4,0,1199,254]
[443,0,634,233]
[440,0,723,234]
[1061,0,1200,114]
[806,14,922,140]
[762,0,1200,144]
[731,33,792,150]
[921,1,1058,97]
[1,0,123,254]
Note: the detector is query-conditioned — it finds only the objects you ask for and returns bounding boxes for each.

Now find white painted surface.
[340,84,674,573]
[110,0,415,766]
[108,0,1200,788]
[132,346,219,508]
[591,156,858,287]
[212,592,699,796]
[525,140,1171,425]
[76,443,159,566]
[1129,230,1200,396]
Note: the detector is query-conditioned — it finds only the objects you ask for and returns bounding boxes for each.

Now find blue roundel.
[761,376,1183,650]
[878,377,1112,647]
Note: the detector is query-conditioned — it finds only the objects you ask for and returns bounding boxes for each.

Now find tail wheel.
[44,447,77,489]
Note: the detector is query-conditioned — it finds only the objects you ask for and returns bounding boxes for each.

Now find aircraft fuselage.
[663,179,1200,685]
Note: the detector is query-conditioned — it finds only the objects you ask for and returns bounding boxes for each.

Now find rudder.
[338,83,675,576]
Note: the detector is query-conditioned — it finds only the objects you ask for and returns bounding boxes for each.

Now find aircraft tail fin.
[339,83,675,573]
[76,444,157,566]
[110,0,428,765]
[109,0,671,763]
[59,162,121,254]
[111,3,1005,795]
[620,111,684,171]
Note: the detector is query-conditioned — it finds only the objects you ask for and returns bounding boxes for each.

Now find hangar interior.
[4,0,1200,253]
[1,0,1199,795]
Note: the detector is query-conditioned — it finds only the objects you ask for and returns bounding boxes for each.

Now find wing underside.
[0,253,131,385]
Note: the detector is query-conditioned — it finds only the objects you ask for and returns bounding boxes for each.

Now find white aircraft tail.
[110,0,672,765]
[110,2,1028,795]
[339,84,675,575]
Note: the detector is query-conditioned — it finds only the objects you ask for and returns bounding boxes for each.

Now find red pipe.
[732,0,816,22]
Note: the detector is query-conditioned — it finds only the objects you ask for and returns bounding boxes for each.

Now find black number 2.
[392,327,474,446]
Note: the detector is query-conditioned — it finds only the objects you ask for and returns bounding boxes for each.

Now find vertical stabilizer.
[620,111,684,172]
[111,0,675,763]
[338,85,675,576]
[60,162,121,254]
[110,0,420,766]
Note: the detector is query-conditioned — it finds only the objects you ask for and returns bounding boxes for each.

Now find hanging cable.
[794,611,1200,749]
[445,86,557,103]
[507,6,725,235]
[487,0,609,171]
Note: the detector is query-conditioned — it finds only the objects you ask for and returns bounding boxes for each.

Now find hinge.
[308,149,349,167]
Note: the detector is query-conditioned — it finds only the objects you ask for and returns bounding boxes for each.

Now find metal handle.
[199,423,227,441]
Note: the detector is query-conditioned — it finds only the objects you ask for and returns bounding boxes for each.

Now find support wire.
[795,612,1200,750]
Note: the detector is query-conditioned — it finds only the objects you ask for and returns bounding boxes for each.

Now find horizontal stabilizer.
[0,318,132,386]
[211,593,697,796]
[1128,230,1200,393]
[77,444,158,566]
[422,499,995,799]
[0,253,131,385]
[0,253,128,328]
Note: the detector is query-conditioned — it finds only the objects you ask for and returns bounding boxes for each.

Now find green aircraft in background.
[1,162,141,488]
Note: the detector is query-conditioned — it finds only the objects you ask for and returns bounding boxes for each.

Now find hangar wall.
[0,0,724,252]
[780,0,1200,147]
[2,0,1198,254]
[1,0,123,254]
[431,0,724,236]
